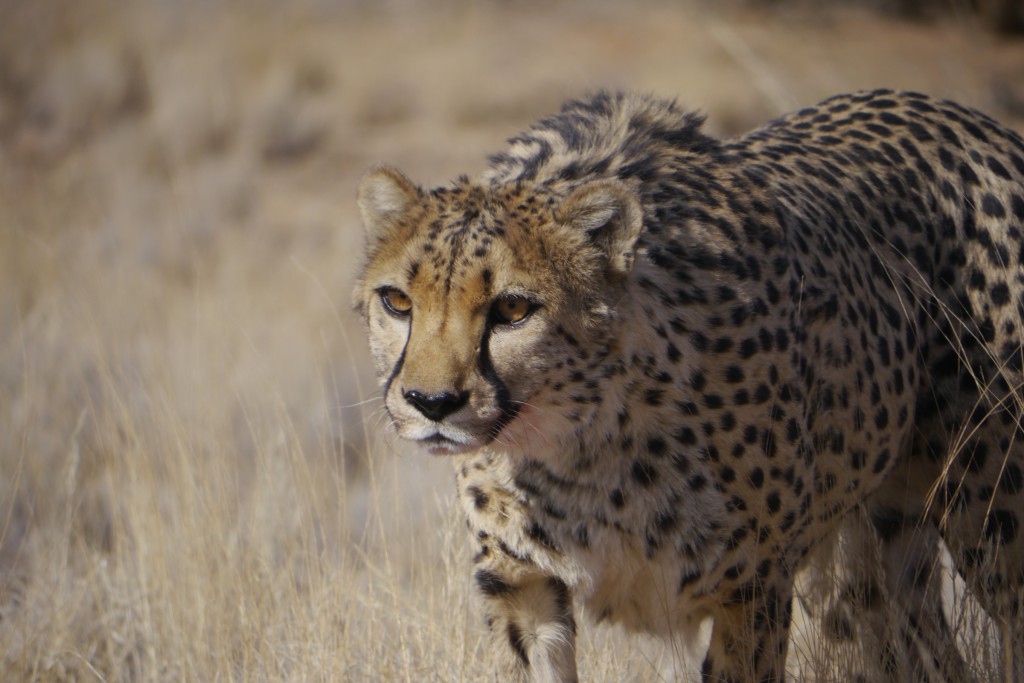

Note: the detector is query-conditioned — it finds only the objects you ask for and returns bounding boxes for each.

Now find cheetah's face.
[353,167,643,455]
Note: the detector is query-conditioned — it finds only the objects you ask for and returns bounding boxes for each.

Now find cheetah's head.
[353,166,643,455]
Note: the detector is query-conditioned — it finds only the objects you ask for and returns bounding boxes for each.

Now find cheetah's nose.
[403,389,469,421]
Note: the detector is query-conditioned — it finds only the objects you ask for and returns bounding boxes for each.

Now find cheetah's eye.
[491,294,535,326]
[378,287,412,317]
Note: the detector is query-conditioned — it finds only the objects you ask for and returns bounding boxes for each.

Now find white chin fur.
[398,423,485,455]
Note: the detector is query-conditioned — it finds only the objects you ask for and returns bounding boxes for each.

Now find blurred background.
[1,1,1022,680]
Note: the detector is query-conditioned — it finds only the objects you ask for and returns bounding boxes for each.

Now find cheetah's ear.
[357,165,420,246]
[557,180,643,280]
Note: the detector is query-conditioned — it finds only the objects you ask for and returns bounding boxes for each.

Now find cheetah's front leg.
[702,575,794,683]
[474,565,578,683]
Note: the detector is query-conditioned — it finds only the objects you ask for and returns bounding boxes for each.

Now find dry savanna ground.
[2,1,1023,680]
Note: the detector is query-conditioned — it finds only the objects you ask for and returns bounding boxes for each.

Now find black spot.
[963,441,988,473]
[991,282,1011,306]
[467,485,490,510]
[713,336,735,353]
[1000,463,1023,495]
[785,418,800,444]
[867,97,898,109]
[644,388,664,406]
[766,491,781,514]
[877,337,891,367]
[943,480,970,510]
[981,193,1006,219]
[850,449,866,470]
[872,448,891,474]
[1012,194,1024,220]
[743,425,759,444]
[647,436,668,457]
[984,509,1018,544]
[938,147,955,170]
[852,408,865,432]
[704,394,724,409]
[655,510,678,533]
[979,317,997,344]
[828,430,845,454]
[748,467,765,489]
[959,162,979,185]
[739,338,759,359]
[675,426,698,446]
[723,563,744,580]
[632,460,658,486]
[475,569,513,596]
[987,154,1011,180]
[871,507,906,543]
[609,488,626,508]
[725,365,745,384]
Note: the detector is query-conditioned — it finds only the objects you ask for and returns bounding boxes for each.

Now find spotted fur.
[354,90,1024,682]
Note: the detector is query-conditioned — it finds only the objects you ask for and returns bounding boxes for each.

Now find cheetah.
[353,90,1024,682]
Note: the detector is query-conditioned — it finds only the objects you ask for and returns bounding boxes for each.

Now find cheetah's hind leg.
[804,503,974,683]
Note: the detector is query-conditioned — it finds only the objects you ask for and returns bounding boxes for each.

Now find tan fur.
[355,91,1024,682]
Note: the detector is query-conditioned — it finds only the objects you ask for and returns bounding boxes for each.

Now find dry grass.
[1,1,1021,680]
